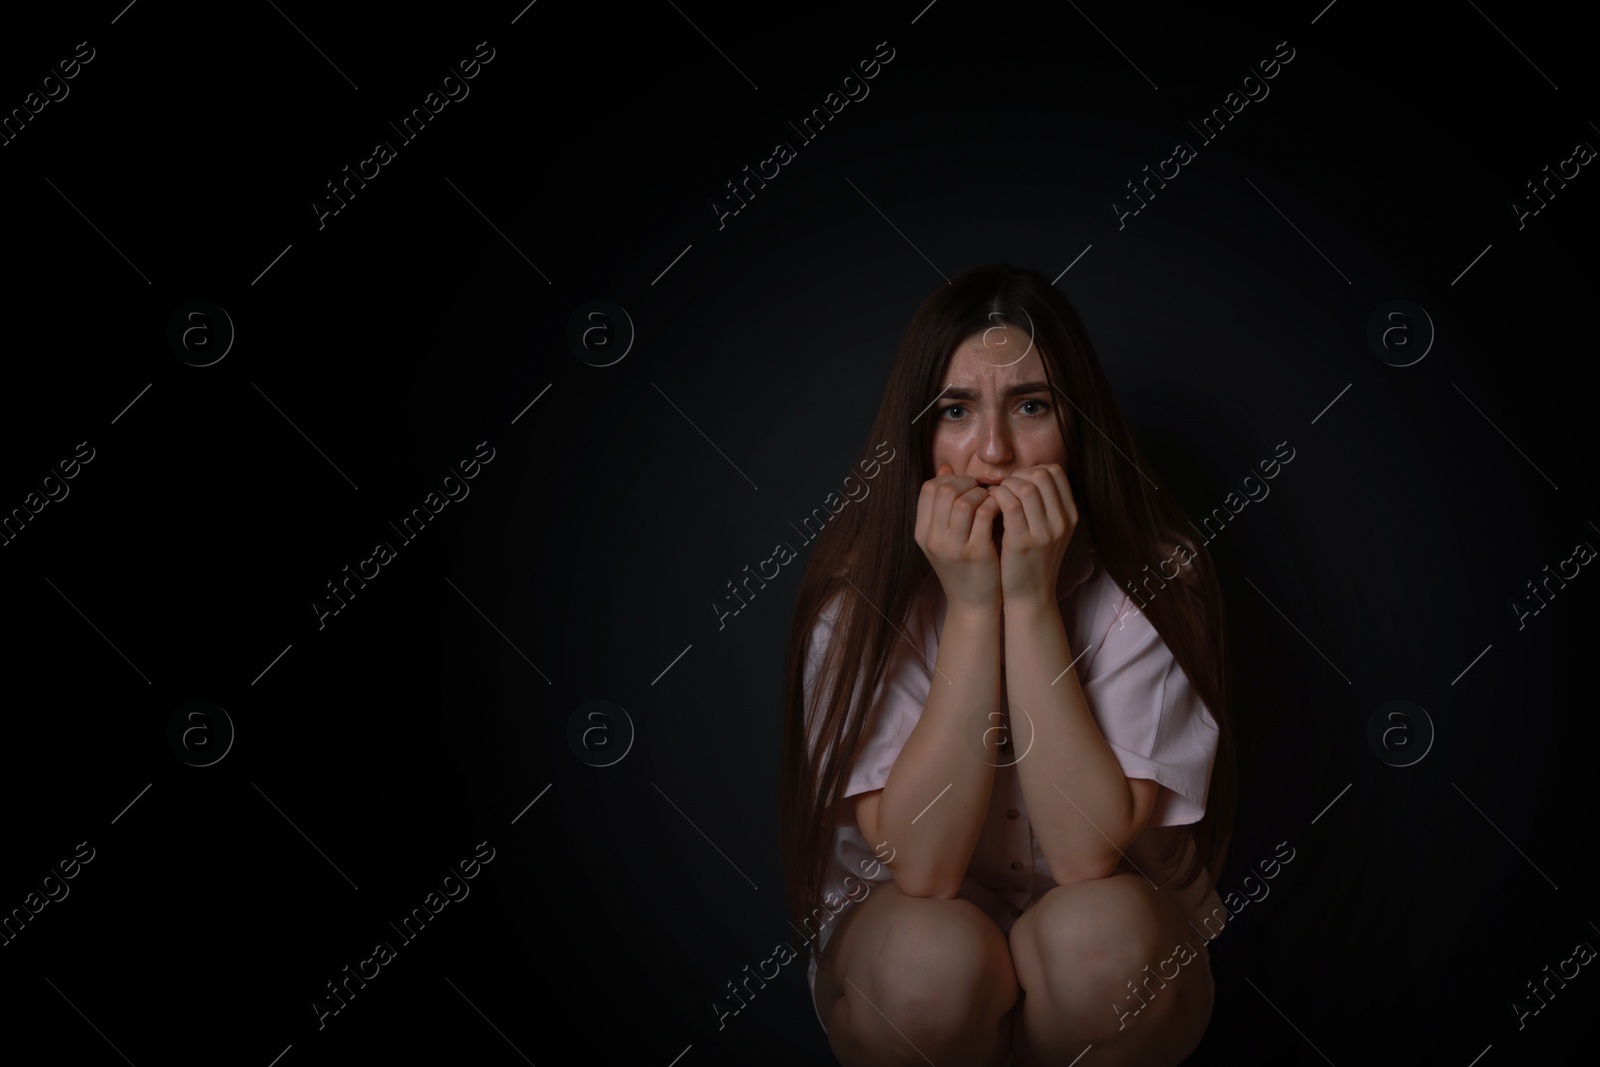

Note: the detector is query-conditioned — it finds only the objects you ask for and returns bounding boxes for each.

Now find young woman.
[778,264,1236,1067]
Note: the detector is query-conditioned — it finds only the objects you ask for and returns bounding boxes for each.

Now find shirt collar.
[1063,545,1098,598]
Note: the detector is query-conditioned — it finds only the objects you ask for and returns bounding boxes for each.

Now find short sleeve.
[801,589,933,810]
[1080,602,1219,826]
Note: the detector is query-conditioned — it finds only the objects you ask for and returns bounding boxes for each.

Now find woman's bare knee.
[1010,874,1208,1055]
[825,885,1017,1064]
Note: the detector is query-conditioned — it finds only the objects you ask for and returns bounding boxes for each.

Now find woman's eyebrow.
[938,380,1052,401]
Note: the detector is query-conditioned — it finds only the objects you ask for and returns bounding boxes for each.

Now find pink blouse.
[801,547,1221,1003]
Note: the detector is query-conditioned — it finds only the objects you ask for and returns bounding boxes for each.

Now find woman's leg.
[814,881,1018,1067]
[1007,873,1216,1067]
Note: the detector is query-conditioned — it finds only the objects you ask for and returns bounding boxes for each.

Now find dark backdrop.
[2,1,1595,1064]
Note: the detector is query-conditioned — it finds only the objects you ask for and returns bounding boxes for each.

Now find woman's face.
[929,324,1070,490]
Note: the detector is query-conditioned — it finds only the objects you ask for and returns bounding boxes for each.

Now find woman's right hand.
[914,462,1003,609]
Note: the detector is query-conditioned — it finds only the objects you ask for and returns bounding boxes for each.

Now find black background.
[2,1,1596,1064]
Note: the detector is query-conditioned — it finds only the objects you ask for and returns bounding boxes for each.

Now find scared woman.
[778,263,1236,1067]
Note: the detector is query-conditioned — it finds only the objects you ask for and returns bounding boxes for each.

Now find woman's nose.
[980,421,1013,461]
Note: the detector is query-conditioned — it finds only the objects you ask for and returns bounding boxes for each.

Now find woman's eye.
[938,401,1048,419]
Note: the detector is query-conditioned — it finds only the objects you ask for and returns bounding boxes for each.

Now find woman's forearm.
[1003,598,1136,883]
[874,602,1002,898]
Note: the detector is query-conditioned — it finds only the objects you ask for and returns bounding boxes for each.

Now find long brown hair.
[778,263,1235,959]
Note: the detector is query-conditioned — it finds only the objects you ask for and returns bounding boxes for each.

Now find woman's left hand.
[988,463,1078,609]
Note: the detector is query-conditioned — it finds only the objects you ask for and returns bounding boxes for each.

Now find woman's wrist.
[945,599,1003,629]
[1002,593,1060,626]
